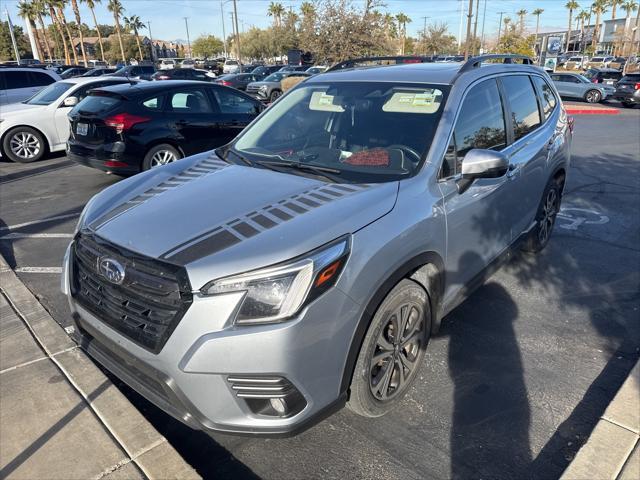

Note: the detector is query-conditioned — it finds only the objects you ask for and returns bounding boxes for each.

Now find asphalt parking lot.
[1,103,639,479]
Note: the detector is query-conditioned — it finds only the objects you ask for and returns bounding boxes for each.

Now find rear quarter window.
[532,76,557,120]
[29,71,56,86]
[4,71,30,89]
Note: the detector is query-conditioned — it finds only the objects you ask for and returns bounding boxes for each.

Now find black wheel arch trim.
[339,251,445,395]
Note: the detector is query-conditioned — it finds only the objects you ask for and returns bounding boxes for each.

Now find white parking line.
[14,267,63,274]
[0,213,79,232]
[0,233,74,240]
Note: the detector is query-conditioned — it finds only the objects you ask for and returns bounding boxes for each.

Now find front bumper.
[62,243,360,436]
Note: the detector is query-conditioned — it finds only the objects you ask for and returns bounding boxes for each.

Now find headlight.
[259,85,268,91]
[202,236,350,325]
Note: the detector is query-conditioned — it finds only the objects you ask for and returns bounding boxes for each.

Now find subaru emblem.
[98,257,125,285]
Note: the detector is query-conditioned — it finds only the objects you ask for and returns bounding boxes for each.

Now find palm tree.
[82,0,105,62]
[70,0,87,65]
[267,2,285,28]
[577,10,589,50]
[32,1,53,61]
[621,1,638,54]
[610,0,622,19]
[300,1,314,18]
[47,1,70,63]
[532,8,544,53]
[395,12,411,55]
[516,9,528,34]
[52,0,78,64]
[124,15,145,60]
[107,0,126,62]
[18,1,44,61]
[592,0,609,49]
[565,1,579,52]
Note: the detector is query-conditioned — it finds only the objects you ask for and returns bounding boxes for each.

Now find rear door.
[208,86,262,145]
[438,78,513,299]
[4,71,37,104]
[164,86,219,155]
[498,74,547,236]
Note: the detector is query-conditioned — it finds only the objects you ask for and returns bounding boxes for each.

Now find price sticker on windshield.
[383,90,443,114]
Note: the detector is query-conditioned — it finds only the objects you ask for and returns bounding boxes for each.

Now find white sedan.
[0,76,135,163]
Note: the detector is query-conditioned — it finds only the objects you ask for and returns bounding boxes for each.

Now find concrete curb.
[565,107,620,115]
[0,254,201,480]
[561,360,640,480]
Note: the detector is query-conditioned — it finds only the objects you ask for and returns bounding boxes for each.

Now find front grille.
[72,232,192,353]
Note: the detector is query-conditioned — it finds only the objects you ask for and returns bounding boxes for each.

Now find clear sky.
[3,0,605,45]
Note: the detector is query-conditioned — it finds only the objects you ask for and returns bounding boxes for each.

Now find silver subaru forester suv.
[63,55,572,436]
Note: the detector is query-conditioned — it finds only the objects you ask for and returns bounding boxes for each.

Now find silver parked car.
[550,72,615,103]
[63,55,572,436]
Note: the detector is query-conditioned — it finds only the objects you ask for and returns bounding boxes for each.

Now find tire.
[142,144,181,171]
[347,279,431,418]
[522,177,563,253]
[1,127,46,163]
[584,89,602,103]
[269,90,282,102]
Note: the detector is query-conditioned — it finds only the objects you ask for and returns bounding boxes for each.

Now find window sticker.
[382,90,443,114]
[309,91,345,112]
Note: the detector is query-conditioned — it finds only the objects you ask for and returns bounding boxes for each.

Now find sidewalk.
[0,255,200,479]
[561,359,640,480]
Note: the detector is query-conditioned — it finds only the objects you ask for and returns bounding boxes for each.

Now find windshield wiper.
[255,159,342,183]
[218,147,253,166]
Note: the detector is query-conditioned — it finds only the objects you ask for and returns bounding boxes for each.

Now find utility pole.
[421,16,429,54]
[458,0,464,54]
[183,17,191,58]
[5,8,21,62]
[232,0,241,70]
[471,0,480,56]
[147,21,155,61]
[220,0,228,58]
[497,11,507,47]
[464,0,474,60]
[480,0,488,54]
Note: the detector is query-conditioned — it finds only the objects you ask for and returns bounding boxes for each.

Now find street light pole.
[147,21,156,61]
[464,0,474,60]
[232,0,241,70]
[220,0,228,58]
[497,11,507,47]
[183,17,191,58]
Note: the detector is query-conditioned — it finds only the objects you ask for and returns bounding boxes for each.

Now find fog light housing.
[227,375,306,418]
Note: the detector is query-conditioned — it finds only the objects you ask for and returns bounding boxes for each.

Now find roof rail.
[457,54,534,75]
[326,55,431,72]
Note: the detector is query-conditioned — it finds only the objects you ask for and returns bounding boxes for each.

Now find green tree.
[82,0,106,62]
[395,13,411,55]
[191,34,224,58]
[610,0,622,19]
[565,1,579,51]
[0,21,31,60]
[516,9,528,34]
[107,0,126,62]
[104,33,137,63]
[32,1,53,61]
[494,22,535,56]
[620,1,638,54]
[532,8,544,48]
[124,15,145,60]
[18,1,44,60]
[70,0,87,65]
[267,2,285,27]
[418,22,457,55]
[592,0,609,49]
[52,0,78,64]
[47,1,70,63]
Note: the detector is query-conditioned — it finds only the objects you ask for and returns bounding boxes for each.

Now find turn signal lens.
[315,259,343,288]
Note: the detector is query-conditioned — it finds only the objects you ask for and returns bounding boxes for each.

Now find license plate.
[606,80,613,85]
[76,123,88,136]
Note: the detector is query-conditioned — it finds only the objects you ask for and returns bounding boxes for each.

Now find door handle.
[507,164,520,178]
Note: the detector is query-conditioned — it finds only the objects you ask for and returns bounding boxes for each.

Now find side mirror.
[457,149,509,194]
[63,96,78,107]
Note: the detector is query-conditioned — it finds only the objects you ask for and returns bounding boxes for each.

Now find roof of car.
[307,61,541,86]
[63,76,134,85]
[91,80,217,96]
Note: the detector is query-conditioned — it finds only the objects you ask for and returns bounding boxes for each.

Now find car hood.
[84,151,398,289]
[0,102,46,117]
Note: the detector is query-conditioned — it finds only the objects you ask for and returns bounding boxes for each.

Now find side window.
[5,71,30,89]
[168,89,214,113]
[29,72,55,87]
[0,72,5,89]
[212,88,259,114]
[441,79,507,178]
[532,76,557,120]
[550,74,561,82]
[500,75,541,142]
[142,95,163,110]
[566,75,581,84]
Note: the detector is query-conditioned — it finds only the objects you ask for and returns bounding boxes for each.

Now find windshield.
[569,57,583,62]
[264,72,286,82]
[576,75,591,83]
[25,82,73,105]
[591,57,604,62]
[226,60,238,65]
[113,66,130,75]
[233,82,449,183]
